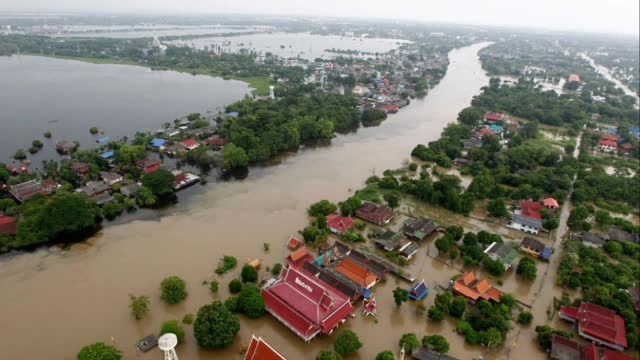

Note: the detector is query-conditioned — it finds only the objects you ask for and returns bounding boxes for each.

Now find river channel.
[0,42,534,360]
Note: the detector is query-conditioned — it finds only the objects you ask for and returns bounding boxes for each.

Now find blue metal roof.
[409,280,429,301]
[226,112,239,118]
[96,136,111,144]
[541,247,552,261]
[100,151,114,159]
[150,138,167,148]
[488,124,504,133]
[363,288,372,300]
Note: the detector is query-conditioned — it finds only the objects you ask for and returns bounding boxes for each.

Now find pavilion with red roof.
[560,303,628,351]
[262,266,353,341]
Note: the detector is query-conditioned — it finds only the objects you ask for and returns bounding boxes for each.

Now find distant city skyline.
[1,0,639,36]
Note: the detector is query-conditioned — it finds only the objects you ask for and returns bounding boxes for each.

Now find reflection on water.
[0,55,250,163]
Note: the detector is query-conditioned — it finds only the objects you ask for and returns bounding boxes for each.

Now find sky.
[1,0,639,36]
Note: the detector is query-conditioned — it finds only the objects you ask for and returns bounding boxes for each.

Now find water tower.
[158,333,179,360]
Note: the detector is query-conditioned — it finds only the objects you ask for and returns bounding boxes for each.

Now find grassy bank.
[23,53,272,96]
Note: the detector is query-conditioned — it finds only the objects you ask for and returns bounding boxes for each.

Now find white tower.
[158,333,179,360]
[269,85,275,100]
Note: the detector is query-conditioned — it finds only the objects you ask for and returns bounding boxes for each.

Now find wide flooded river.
[0,42,535,360]
[0,55,250,163]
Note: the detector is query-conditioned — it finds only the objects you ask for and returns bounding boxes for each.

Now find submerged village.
[0,17,640,360]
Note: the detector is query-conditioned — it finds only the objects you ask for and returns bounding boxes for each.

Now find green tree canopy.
[334,330,363,356]
[160,320,186,344]
[241,265,258,283]
[142,168,175,197]
[194,302,240,349]
[399,333,420,353]
[516,257,537,281]
[160,276,188,304]
[308,200,338,217]
[77,342,122,360]
[115,144,145,166]
[422,335,450,353]
[393,287,409,307]
[16,192,99,248]
[222,143,249,171]
[237,284,265,319]
[375,351,395,360]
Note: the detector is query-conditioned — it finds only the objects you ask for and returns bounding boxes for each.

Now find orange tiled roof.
[333,258,377,288]
[453,272,502,303]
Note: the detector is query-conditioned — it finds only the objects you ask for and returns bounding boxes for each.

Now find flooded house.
[326,214,353,235]
[520,236,552,261]
[508,200,544,235]
[452,272,503,304]
[483,241,519,270]
[9,179,58,203]
[412,348,459,360]
[371,229,419,261]
[402,217,437,241]
[120,183,140,197]
[55,140,79,154]
[71,162,91,179]
[136,158,162,174]
[100,171,124,186]
[355,202,394,226]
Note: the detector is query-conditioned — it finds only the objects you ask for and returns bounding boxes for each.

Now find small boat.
[137,334,158,352]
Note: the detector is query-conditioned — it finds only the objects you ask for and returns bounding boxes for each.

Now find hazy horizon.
[1,0,638,36]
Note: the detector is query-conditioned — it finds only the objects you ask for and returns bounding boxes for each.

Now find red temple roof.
[244,335,287,360]
[562,303,628,350]
[484,112,504,122]
[262,266,353,341]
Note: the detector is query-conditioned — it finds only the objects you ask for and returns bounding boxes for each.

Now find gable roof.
[520,237,546,253]
[402,217,436,240]
[244,335,287,360]
[326,214,353,233]
[452,272,502,303]
[332,257,377,288]
[484,242,519,266]
[550,335,581,360]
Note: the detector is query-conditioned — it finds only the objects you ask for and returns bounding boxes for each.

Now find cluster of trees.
[455,297,515,349]
[428,291,467,321]
[433,227,511,275]
[218,94,360,163]
[572,167,640,209]
[557,241,639,349]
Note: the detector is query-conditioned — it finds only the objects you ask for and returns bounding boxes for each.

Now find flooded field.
[32,25,269,38]
[168,32,410,60]
[0,42,566,360]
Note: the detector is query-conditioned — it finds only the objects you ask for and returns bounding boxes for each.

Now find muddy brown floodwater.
[0,42,549,360]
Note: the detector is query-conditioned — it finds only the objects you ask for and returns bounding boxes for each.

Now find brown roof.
[521,237,546,253]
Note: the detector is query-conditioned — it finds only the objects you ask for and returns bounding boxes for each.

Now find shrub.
[209,280,219,293]
[160,320,186,344]
[160,276,188,304]
[215,255,238,275]
[90,127,99,135]
[375,351,395,360]
[316,351,343,360]
[237,284,265,319]
[308,200,338,217]
[271,263,283,276]
[448,297,467,318]
[194,302,240,349]
[399,333,420,353]
[334,330,362,356]
[229,279,243,294]
[129,294,150,320]
[408,162,418,171]
[77,342,122,360]
[182,313,194,325]
[518,311,533,325]
[428,306,444,321]
[516,257,537,281]
[422,335,450,353]
[241,265,258,283]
